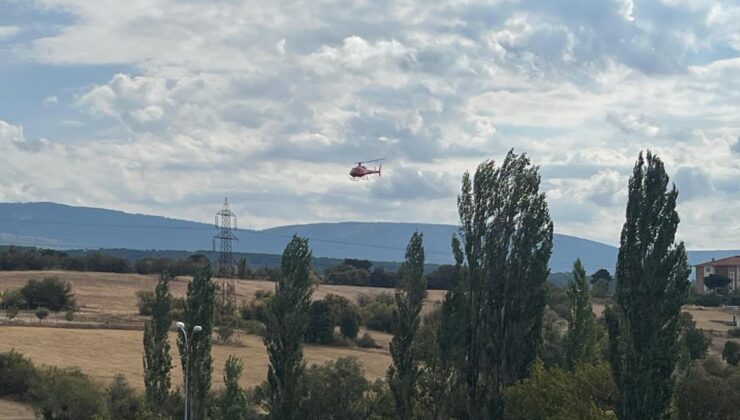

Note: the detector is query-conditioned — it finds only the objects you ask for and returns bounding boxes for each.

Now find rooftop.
[695,255,740,266]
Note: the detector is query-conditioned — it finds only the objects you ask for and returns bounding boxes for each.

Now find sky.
[0,0,738,249]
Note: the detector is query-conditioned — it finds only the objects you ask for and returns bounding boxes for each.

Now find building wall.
[694,263,740,294]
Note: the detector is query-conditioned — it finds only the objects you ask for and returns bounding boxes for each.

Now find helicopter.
[349,158,385,180]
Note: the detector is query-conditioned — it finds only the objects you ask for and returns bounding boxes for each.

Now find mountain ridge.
[0,202,737,274]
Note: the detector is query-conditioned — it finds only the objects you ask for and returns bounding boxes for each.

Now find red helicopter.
[349,158,385,180]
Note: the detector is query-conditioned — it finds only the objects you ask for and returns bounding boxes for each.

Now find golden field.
[0,326,391,392]
[0,270,738,394]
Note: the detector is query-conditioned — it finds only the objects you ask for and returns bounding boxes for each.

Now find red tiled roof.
[695,255,740,266]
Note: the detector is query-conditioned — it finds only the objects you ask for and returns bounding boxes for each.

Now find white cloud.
[0,26,20,39]
[0,0,738,249]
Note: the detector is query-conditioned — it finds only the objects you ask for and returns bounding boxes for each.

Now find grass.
[0,270,447,318]
[0,326,391,391]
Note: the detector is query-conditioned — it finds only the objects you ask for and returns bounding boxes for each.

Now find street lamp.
[176,321,202,420]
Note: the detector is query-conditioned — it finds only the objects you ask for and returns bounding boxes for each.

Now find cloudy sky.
[0,0,738,249]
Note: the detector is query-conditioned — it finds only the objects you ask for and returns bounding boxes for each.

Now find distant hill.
[0,202,736,276]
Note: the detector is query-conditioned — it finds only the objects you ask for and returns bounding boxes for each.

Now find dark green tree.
[703,274,731,291]
[444,151,553,419]
[305,300,335,344]
[590,268,613,285]
[218,356,254,420]
[722,341,740,366]
[565,259,597,369]
[263,236,313,420]
[388,232,426,420]
[606,151,690,420]
[143,272,173,409]
[681,313,710,362]
[338,310,359,339]
[177,266,215,420]
[298,357,371,420]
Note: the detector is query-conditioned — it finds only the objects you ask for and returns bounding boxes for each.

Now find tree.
[443,151,553,418]
[703,274,731,291]
[218,356,254,420]
[305,300,335,344]
[388,232,426,419]
[503,361,617,419]
[263,236,313,420]
[339,311,359,339]
[177,266,215,420]
[107,374,148,420]
[143,273,173,409]
[722,341,740,366]
[425,265,457,290]
[343,259,373,271]
[565,259,598,369]
[590,268,613,285]
[35,306,49,321]
[34,366,107,419]
[606,151,690,420]
[682,313,709,362]
[298,357,371,420]
[21,277,75,311]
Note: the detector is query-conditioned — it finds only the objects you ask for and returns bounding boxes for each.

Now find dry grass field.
[0,326,392,392]
[0,399,35,420]
[0,270,446,319]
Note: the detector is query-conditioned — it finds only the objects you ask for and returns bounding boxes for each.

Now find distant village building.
[694,256,740,294]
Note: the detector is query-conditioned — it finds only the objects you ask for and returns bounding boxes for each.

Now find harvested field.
[0,271,446,320]
[0,326,392,391]
[0,399,35,420]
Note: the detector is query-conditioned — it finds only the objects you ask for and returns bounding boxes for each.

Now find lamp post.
[176,321,202,420]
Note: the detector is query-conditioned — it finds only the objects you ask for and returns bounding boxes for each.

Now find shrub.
[170,296,186,321]
[298,357,370,419]
[238,319,266,337]
[107,374,149,420]
[240,293,272,322]
[592,278,610,298]
[676,360,740,420]
[136,290,156,316]
[305,300,335,344]
[728,328,740,338]
[35,306,50,321]
[2,288,26,309]
[361,300,394,333]
[722,341,740,366]
[64,309,75,321]
[503,361,617,419]
[355,332,379,349]
[215,326,236,345]
[0,350,37,398]
[5,305,19,319]
[20,277,75,311]
[32,366,107,419]
[692,293,722,307]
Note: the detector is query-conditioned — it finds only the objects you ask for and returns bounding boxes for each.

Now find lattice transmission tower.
[214,198,238,315]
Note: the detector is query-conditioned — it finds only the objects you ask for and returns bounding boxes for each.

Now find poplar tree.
[143,272,173,408]
[565,259,597,370]
[444,150,553,419]
[606,151,690,420]
[178,266,215,420]
[219,356,251,420]
[263,236,313,420]
[388,232,426,419]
